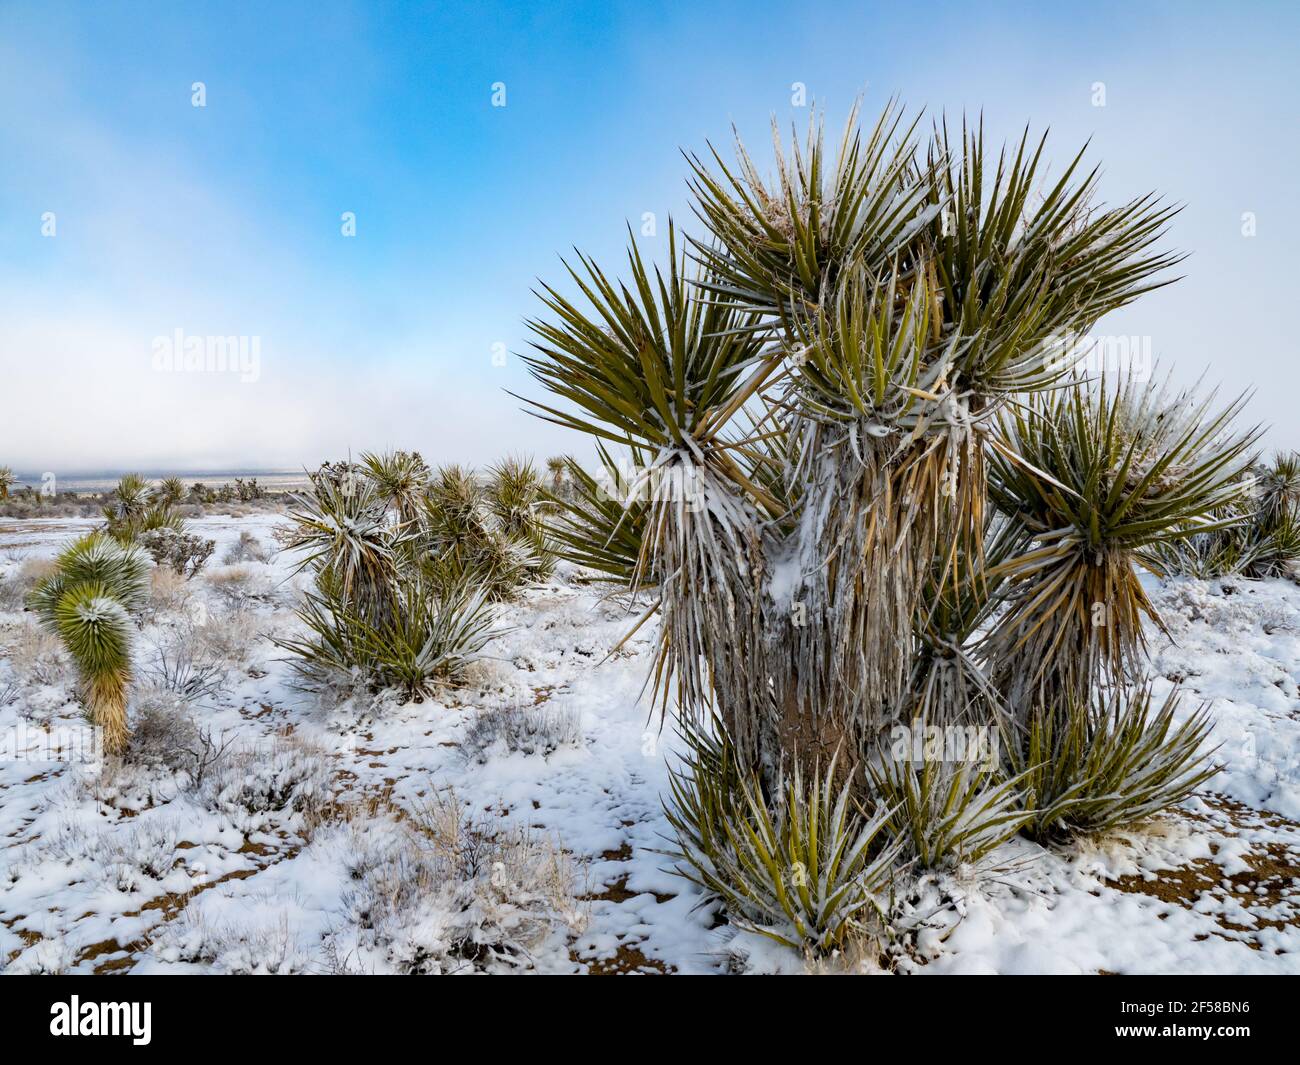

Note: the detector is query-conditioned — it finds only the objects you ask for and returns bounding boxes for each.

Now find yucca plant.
[361,449,432,527]
[545,455,567,491]
[157,476,187,506]
[276,574,501,700]
[0,466,15,500]
[986,373,1258,712]
[1140,505,1262,579]
[867,745,1032,870]
[102,473,184,544]
[663,718,899,955]
[277,458,516,702]
[27,532,151,754]
[526,104,1180,783]
[543,449,648,586]
[485,455,555,581]
[282,462,403,627]
[420,464,537,601]
[1008,683,1218,843]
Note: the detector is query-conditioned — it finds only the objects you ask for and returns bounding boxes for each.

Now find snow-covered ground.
[0,515,1297,974]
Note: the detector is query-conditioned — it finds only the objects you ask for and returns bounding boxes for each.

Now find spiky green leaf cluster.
[664,719,898,955]
[1008,683,1218,843]
[868,745,1032,871]
[987,374,1259,704]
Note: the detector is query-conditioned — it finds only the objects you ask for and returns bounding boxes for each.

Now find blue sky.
[1,0,1297,471]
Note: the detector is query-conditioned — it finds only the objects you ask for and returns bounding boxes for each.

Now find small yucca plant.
[282,462,402,626]
[485,455,555,581]
[27,532,150,754]
[867,747,1032,871]
[420,464,536,600]
[664,720,899,955]
[1008,683,1218,843]
[542,450,648,586]
[157,476,186,506]
[103,473,184,544]
[276,575,501,700]
[361,449,431,526]
[1144,453,1300,581]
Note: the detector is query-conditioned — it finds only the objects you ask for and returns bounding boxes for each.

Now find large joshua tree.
[525,103,1184,783]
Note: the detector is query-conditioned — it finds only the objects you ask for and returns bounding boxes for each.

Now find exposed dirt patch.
[1108,797,1300,952]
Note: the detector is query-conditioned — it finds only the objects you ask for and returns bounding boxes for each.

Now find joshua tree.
[0,466,15,500]
[158,476,187,506]
[545,455,567,490]
[361,449,432,526]
[27,532,151,754]
[524,104,1183,783]
[103,473,183,544]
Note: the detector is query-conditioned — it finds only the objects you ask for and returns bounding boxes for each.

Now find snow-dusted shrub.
[139,526,216,578]
[153,905,309,974]
[204,565,261,610]
[460,701,582,763]
[222,530,271,565]
[334,800,585,973]
[6,937,76,975]
[96,820,182,890]
[0,556,55,611]
[192,608,261,672]
[7,620,73,688]
[128,691,202,771]
[200,735,331,821]
[141,625,226,704]
[147,564,192,614]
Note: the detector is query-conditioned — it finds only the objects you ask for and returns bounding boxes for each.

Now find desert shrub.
[222,530,270,565]
[204,565,262,610]
[26,532,151,753]
[141,625,226,703]
[460,701,582,763]
[139,526,215,577]
[128,692,202,770]
[191,608,260,670]
[153,904,308,974]
[129,692,235,784]
[147,564,192,614]
[1008,683,1218,843]
[200,735,331,821]
[7,621,72,688]
[0,556,56,611]
[335,798,585,973]
[96,820,183,889]
[664,721,898,956]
